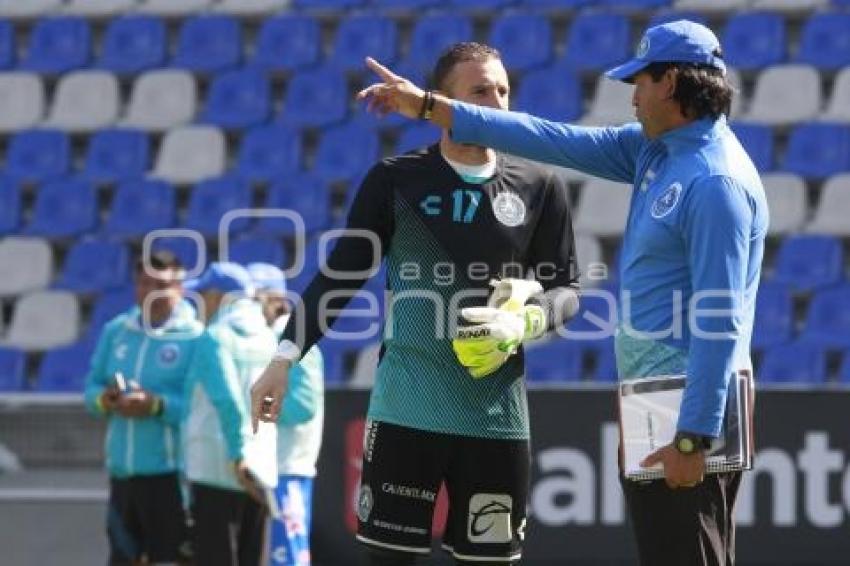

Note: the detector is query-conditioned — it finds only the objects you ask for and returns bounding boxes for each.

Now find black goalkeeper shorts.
[355,420,530,563]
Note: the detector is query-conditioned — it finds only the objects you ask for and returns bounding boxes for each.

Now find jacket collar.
[657,115,726,155]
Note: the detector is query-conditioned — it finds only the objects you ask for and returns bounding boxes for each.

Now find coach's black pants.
[190,482,267,566]
[621,471,742,566]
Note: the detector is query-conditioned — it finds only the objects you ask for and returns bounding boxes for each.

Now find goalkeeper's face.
[443,57,510,111]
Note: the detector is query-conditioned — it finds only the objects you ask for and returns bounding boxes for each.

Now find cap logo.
[637,36,650,58]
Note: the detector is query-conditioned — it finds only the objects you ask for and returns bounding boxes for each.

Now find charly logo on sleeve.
[467,493,513,543]
[650,182,683,219]
[492,192,526,227]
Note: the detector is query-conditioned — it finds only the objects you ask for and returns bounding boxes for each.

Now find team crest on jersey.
[157,343,180,367]
[651,182,682,219]
[357,484,373,523]
[492,192,526,227]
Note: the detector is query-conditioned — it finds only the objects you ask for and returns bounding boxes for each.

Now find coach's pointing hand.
[358,57,454,129]
[250,358,291,433]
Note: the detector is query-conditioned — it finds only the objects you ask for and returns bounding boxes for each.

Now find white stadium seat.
[0,0,63,20]
[0,73,46,133]
[153,125,227,185]
[0,237,53,298]
[135,0,212,17]
[761,173,807,236]
[573,179,632,237]
[673,0,749,11]
[44,71,120,133]
[751,0,829,11]
[575,234,605,287]
[214,0,290,16]
[580,77,635,126]
[63,0,137,17]
[3,291,79,351]
[743,65,821,126]
[819,68,850,124]
[806,174,850,236]
[121,70,197,132]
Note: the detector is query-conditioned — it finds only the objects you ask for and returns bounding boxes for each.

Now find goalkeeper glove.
[453,279,547,379]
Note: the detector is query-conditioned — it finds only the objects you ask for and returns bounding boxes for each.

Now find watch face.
[678,436,695,454]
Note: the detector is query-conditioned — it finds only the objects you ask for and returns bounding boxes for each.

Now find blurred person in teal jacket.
[248,263,324,566]
[183,262,278,566]
[84,250,202,565]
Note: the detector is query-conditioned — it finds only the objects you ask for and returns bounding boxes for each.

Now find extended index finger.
[366,57,399,83]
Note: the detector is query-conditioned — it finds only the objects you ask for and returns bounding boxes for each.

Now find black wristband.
[418,90,435,120]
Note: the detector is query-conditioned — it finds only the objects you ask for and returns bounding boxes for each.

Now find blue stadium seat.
[225,236,286,267]
[201,69,270,130]
[294,0,366,7]
[562,12,630,71]
[799,286,850,350]
[313,122,380,184]
[759,341,826,384]
[172,15,242,73]
[234,125,302,183]
[98,16,167,75]
[648,11,707,27]
[489,13,552,72]
[592,341,618,382]
[797,12,850,70]
[55,239,130,293]
[373,0,445,7]
[395,123,440,154]
[0,177,21,234]
[257,175,331,236]
[330,15,397,72]
[783,123,850,179]
[6,129,70,183]
[525,338,583,382]
[36,341,94,392]
[772,235,844,292]
[565,291,618,343]
[0,20,15,69]
[83,129,150,184]
[839,350,850,383]
[151,236,204,273]
[20,17,91,74]
[279,67,349,129]
[516,66,582,122]
[406,14,473,72]
[599,0,670,7]
[521,0,595,7]
[751,282,793,350]
[448,0,514,8]
[86,286,134,342]
[722,12,786,70]
[0,347,26,391]
[730,122,773,172]
[184,176,252,236]
[26,178,97,238]
[251,15,321,72]
[104,179,177,238]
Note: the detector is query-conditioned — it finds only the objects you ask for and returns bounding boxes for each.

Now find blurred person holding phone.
[84,250,202,565]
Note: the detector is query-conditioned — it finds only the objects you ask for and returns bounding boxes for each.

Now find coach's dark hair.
[431,42,501,92]
[135,249,183,273]
[644,62,733,120]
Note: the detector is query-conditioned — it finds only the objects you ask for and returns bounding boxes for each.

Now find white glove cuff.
[273,340,301,363]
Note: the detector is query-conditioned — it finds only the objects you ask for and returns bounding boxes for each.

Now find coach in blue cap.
[183,262,278,566]
[357,19,768,566]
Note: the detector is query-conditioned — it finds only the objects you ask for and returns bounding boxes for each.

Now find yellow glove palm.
[453,279,546,379]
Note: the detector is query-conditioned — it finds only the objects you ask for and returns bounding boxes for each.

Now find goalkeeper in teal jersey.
[251,43,580,566]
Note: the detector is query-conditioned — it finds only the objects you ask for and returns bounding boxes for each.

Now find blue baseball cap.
[184,262,255,296]
[247,262,287,294]
[606,20,726,83]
